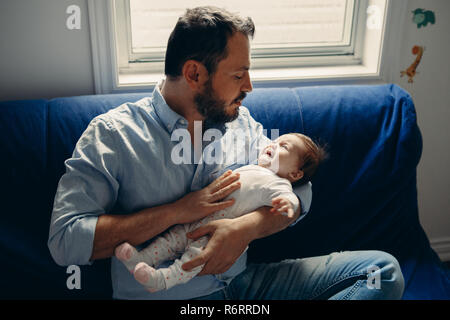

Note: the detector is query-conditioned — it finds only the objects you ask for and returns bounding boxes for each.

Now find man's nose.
[242,72,253,93]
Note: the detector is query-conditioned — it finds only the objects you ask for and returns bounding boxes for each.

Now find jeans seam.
[340,279,364,300]
[227,265,255,299]
[223,286,232,300]
[310,271,366,300]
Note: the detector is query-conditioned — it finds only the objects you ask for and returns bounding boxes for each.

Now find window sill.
[114,63,384,93]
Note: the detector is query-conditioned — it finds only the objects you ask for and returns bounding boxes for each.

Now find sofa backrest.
[247,84,425,264]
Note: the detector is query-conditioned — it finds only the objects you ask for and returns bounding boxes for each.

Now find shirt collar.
[152,80,186,134]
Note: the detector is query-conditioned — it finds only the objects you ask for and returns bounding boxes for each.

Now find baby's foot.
[114,242,138,273]
[134,262,166,293]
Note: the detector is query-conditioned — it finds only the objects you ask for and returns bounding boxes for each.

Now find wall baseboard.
[430,237,450,262]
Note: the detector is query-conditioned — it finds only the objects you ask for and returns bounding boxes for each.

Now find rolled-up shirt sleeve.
[48,116,121,266]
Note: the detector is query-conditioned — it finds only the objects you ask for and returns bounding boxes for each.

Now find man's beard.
[194,78,246,130]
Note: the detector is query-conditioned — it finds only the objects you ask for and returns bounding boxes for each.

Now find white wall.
[388,0,450,261]
[0,0,449,259]
[0,0,94,101]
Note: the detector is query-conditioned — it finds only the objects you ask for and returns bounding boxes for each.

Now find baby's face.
[258,134,306,181]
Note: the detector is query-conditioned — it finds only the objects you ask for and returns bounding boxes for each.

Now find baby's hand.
[270,196,294,218]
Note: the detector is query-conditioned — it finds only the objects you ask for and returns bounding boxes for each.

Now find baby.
[114,133,324,292]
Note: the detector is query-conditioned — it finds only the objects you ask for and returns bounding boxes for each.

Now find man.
[48,6,404,300]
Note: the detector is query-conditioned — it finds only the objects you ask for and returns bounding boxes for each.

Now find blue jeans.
[193,250,404,300]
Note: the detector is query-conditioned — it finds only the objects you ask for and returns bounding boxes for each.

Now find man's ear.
[289,169,304,182]
[182,60,209,91]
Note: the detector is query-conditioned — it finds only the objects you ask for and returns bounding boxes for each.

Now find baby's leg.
[114,242,141,273]
[115,224,188,273]
[133,236,208,292]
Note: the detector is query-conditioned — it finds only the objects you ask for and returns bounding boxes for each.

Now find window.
[88,0,400,93]
[127,0,357,63]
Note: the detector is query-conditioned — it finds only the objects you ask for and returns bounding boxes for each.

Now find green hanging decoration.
[412,8,436,28]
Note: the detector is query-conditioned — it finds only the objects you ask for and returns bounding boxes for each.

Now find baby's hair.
[290,133,328,186]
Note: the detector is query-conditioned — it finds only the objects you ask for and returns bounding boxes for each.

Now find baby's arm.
[271,196,296,218]
[262,179,299,219]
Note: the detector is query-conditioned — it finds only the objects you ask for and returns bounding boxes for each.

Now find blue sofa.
[1,84,449,299]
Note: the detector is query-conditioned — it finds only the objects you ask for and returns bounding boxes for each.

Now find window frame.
[87,0,406,93]
[117,0,365,71]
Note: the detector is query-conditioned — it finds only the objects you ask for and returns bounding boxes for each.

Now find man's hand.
[180,204,300,276]
[181,218,251,275]
[172,170,241,224]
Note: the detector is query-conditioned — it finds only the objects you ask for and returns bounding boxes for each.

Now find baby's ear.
[289,169,304,182]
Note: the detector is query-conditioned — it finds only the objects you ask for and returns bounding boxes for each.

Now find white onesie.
[115,164,299,292]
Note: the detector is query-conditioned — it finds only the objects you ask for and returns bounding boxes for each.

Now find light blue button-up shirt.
[48,82,312,300]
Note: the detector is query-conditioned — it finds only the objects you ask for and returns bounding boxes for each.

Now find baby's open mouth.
[265,146,276,158]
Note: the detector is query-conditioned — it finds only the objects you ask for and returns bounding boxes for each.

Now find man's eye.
[234,75,243,80]
[281,144,288,150]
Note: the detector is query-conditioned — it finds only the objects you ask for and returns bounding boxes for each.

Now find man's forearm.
[180,203,302,274]
[90,202,177,261]
[235,204,301,243]
[90,170,241,261]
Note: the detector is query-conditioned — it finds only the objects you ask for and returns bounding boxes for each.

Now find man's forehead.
[219,33,251,69]
[219,52,250,69]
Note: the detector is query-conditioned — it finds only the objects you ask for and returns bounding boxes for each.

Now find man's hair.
[290,133,328,186]
[164,6,255,78]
